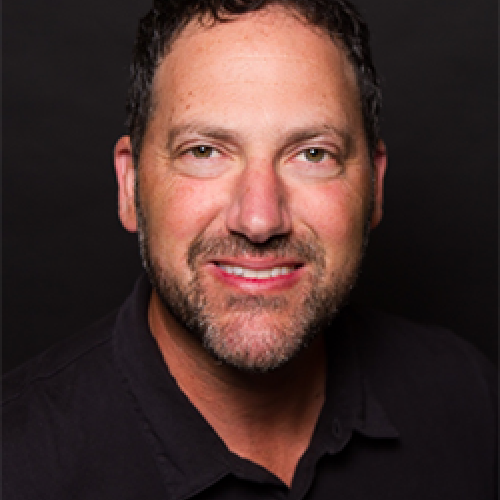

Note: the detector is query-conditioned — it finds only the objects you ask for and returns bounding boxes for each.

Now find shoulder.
[341,306,497,474]
[3,309,118,406]
[2,300,166,499]
[344,306,497,396]
[2,310,123,497]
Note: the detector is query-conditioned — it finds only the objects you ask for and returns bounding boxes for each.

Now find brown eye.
[303,148,326,162]
[191,145,215,158]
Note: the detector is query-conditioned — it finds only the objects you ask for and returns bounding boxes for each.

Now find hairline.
[136,5,372,170]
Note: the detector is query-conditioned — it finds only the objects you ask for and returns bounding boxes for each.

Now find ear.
[114,136,138,233]
[370,140,387,229]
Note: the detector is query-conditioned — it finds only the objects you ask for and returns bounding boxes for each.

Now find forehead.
[151,6,361,136]
[176,7,342,60]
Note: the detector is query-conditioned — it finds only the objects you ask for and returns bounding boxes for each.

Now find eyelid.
[172,143,230,178]
[175,134,243,159]
[296,147,330,161]
[282,142,345,180]
[291,143,342,162]
[187,145,220,158]
[175,142,221,158]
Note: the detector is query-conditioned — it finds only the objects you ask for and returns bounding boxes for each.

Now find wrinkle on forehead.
[217,14,344,67]
[148,4,365,161]
[157,5,357,92]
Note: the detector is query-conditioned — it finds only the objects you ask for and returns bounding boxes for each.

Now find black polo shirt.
[3,275,497,499]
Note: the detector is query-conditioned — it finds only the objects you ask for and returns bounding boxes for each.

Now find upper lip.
[209,258,304,270]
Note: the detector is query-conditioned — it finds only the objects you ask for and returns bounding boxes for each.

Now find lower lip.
[210,263,304,292]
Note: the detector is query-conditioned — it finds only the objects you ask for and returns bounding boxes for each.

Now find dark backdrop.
[3,0,498,373]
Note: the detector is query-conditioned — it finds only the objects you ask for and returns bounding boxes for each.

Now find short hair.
[126,0,381,167]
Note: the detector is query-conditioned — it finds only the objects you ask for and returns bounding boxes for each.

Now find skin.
[114,7,386,486]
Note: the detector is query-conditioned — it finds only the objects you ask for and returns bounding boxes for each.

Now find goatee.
[137,202,366,372]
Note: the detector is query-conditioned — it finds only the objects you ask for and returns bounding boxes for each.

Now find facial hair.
[137,219,369,373]
[135,175,372,372]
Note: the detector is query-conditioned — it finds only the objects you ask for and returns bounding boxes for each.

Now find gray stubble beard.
[135,184,371,373]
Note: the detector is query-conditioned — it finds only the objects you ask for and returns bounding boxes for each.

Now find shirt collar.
[113,275,398,499]
[308,308,399,458]
[113,275,231,499]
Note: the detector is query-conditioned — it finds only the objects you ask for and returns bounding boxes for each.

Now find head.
[126,0,382,168]
[115,0,387,373]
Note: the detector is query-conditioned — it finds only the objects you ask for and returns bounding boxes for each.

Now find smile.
[217,264,297,279]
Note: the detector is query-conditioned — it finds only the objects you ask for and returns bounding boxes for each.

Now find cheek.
[292,179,369,248]
[142,174,226,257]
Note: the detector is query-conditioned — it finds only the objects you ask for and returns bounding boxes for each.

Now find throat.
[187,336,327,487]
[149,290,327,487]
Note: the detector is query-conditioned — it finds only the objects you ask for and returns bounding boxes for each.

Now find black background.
[3,0,498,373]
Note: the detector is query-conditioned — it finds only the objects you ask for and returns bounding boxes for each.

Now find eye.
[176,144,228,178]
[287,145,342,180]
[190,145,217,158]
[298,148,328,163]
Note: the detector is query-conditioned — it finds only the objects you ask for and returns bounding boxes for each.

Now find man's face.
[116,7,386,372]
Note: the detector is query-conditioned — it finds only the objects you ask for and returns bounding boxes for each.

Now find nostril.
[225,165,291,242]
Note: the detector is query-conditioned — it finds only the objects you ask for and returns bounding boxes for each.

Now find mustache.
[187,233,325,270]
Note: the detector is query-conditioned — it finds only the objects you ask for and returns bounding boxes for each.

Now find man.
[3,1,496,498]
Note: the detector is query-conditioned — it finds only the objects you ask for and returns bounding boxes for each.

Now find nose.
[226,160,291,243]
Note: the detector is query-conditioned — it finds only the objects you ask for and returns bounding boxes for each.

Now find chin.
[200,313,312,373]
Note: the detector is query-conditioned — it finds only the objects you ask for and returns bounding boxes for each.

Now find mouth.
[216,263,300,280]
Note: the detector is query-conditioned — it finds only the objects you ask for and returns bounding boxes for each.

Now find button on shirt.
[3,275,497,499]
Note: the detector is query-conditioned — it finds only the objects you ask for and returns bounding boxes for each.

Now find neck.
[148,290,327,486]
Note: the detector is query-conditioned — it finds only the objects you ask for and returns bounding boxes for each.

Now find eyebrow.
[282,126,353,158]
[167,124,241,151]
[167,121,354,157]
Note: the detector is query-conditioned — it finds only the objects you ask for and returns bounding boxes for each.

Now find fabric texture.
[3,274,497,499]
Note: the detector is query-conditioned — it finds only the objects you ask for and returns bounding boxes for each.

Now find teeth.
[218,264,295,279]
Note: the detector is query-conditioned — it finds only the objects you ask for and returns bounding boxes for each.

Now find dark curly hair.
[126,0,381,167]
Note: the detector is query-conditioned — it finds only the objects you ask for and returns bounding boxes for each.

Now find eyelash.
[186,145,219,159]
[184,145,335,163]
[296,148,332,163]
